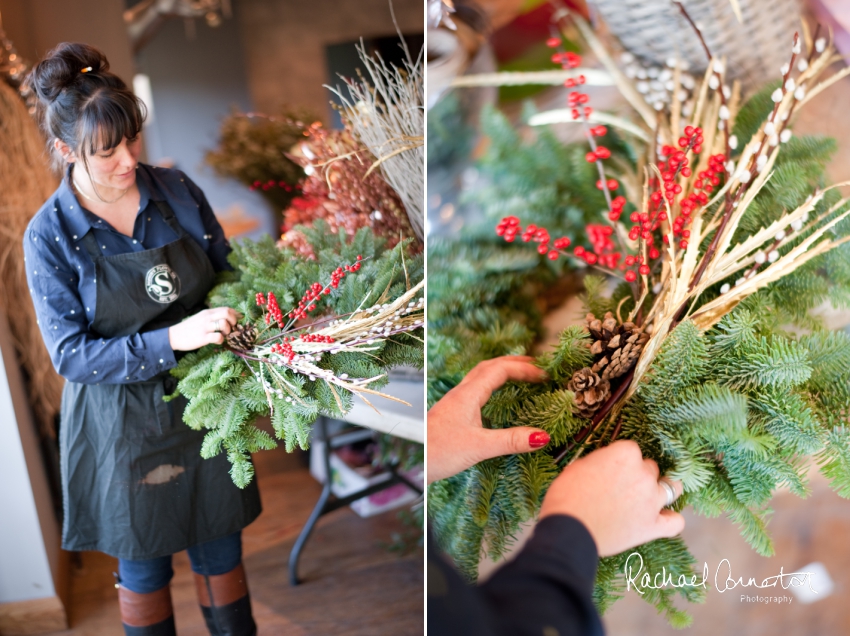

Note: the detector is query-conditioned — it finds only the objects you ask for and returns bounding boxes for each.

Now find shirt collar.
[58,164,153,243]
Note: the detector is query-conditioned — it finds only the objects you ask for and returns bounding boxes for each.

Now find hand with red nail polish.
[427,356,550,484]
[539,439,685,557]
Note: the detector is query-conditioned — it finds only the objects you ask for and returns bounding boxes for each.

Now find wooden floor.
[42,423,424,636]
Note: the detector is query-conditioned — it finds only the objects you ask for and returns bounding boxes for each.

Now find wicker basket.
[588,0,802,93]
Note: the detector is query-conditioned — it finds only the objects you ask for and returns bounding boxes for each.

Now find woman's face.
[82,134,143,190]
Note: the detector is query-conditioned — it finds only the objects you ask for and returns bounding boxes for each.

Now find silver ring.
[213,319,222,333]
[659,477,676,508]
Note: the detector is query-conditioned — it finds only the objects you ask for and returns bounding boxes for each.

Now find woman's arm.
[24,226,176,384]
[427,517,604,636]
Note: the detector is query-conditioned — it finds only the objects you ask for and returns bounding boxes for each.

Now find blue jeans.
[118,531,243,594]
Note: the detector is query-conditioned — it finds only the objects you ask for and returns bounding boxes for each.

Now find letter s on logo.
[154,272,174,295]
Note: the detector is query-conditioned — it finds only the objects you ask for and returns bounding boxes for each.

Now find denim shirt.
[24,163,231,385]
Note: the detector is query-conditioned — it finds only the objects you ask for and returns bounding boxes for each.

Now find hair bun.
[27,42,109,104]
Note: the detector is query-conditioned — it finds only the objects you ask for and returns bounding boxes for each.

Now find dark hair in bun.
[26,42,146,169]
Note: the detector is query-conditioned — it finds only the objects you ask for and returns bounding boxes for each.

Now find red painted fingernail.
[529,431,550,448]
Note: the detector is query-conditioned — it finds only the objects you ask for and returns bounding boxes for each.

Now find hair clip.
[81,67,92,73]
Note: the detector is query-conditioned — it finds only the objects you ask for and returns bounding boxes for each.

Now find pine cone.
[567,367,611,418]
[586,311,649,381]
[226,323,258,350]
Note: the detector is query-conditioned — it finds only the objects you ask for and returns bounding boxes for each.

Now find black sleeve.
[428,516,605,636]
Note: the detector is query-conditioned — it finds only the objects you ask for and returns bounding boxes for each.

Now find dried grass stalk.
[327,42,424,242]
[0,81,62,439]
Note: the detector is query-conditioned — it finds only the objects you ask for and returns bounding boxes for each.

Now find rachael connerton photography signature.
[623,552,818,596]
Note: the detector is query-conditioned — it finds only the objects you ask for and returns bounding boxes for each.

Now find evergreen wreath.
[168,220,424,488]
[429,6,850,627]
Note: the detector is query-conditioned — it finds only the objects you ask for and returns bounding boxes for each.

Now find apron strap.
[152,199,190,239]
[80,231,102,260]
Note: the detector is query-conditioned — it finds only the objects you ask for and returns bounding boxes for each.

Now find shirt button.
[141,365,145,370]
[73,235,77,239]
[93,370,97,374]
[159,359,164,363]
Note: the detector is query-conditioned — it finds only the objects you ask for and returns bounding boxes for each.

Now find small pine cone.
[226,323,258,350]
[585,311,648,381]
[567,367,611,418]
[600,330,650,380]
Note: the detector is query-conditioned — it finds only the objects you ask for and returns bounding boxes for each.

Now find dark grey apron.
[59,199,261,560]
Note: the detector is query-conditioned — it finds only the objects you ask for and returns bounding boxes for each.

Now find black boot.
[114,574,177,636]
[194,562,257,636]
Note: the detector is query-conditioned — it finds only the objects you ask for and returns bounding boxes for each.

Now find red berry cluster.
[585,225,619,268]
[300,333,335,343]
[255,292,266,306]
[289,255,363,321]
[495,217,570,261]
[550,50,581,69]
[585,145,610,163]
[607,196,627,222]
[250,180,302,193]
[271,337,296,362]
[265,292,284,327]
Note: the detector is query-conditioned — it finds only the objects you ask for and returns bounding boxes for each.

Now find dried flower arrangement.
[279,122,415,257]
[327,39,424,241]
[205,108,311,213]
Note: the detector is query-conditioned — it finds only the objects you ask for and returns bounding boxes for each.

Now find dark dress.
[24,165,261,560]
[428,515,606,635]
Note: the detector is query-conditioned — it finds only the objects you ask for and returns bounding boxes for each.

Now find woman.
[23,43,260,636]
[427,356,685,635]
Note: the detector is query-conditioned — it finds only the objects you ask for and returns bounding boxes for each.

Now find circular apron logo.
[145,264,181,303]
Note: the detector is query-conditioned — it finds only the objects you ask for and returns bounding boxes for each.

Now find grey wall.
[134,7,276,238]
[0,0,134,92]
[0,309,58,604]
[237,0,423,119]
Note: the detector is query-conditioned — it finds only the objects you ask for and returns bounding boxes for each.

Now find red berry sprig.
[300,333,335,343]
[288,255,364,321]
[271,337,296,362]
[496,27,731,285]
[256,292,266,306]
[266,291,284,327]
[547,32,622,220]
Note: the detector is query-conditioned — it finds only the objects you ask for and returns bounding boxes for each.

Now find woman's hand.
[427,356,551,484]
[168,307,242,351]
[539,439,685,557]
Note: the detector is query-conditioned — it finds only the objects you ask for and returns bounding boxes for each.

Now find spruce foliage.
[428,87,850,623]
[170,221,423,487]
